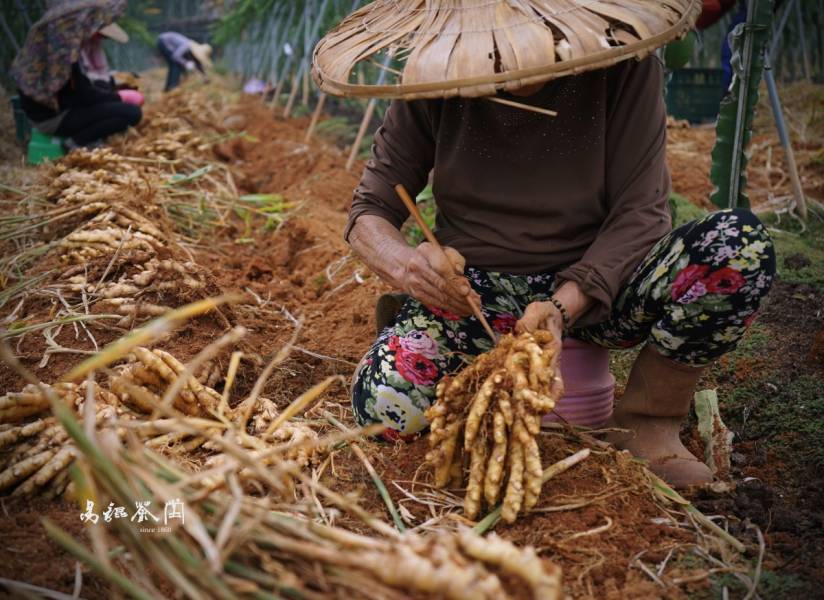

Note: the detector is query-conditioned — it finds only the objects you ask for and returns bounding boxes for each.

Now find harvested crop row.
[0,88,262,498]
[0,348,323,498]
[59,390,563,600]
[426,331,563,523]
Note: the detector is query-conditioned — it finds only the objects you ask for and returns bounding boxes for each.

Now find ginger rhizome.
[425,331,563,523]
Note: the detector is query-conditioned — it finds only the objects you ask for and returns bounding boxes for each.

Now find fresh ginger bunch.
[425,331,563,523]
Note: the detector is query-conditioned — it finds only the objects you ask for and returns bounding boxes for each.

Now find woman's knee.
[351,352,434,436]
[123,104,142,127]
[689,209,776,274]
[703,208,769,236]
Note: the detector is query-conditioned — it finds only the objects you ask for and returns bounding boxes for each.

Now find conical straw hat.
[313,0,701,99]
[190,42,213,69]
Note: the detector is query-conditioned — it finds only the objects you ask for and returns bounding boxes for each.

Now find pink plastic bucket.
[542,338,614,428]
[118,89,145,107]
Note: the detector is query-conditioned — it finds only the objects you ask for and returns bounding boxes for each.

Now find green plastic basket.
[27,130,66,165]
[665,68,726,125]
[10,96,31,144]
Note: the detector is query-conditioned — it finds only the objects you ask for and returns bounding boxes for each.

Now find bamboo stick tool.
[394,184,498,343]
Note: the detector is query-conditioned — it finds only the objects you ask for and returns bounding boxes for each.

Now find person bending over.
[157,32,212,92]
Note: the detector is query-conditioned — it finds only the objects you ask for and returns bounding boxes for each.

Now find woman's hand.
[348,215,478,316]
[516,281,596,340]
[515,301,564,341]
[401,242,478,316]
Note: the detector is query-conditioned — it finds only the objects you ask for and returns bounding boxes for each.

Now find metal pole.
[770,0,797,59]
[764,51,808,219]
[794,0,811,82]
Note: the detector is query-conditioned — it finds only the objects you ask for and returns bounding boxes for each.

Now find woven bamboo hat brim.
[313,0,701,99]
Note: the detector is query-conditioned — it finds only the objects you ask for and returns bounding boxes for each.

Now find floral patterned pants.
[352,209,776,437]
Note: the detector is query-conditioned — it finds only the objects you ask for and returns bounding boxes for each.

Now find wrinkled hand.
[401,242,479,316]
[515,301,564,343]
[516,301,565,397]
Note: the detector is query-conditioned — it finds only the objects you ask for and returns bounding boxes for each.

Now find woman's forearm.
[348,215,415,290]
[348,214,477,315]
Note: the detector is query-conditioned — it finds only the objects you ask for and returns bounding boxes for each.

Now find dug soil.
[188,96,824,597]
[0,497,111,598]
[2,89,823,598]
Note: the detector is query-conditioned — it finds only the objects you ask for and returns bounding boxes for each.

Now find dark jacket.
[19,63,121,123]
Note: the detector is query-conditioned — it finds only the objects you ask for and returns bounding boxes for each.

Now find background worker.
[11,1,142,151]
[157,31,212,92]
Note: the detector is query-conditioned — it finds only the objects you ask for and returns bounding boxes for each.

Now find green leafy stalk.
[43,519,155,600]
[710,0,774,209]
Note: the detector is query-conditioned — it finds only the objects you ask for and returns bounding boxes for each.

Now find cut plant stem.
[351,443,406,532]
[473,448,591,534]
[541,448,591,484]
[43,519,155,600]
[62,294,241,382]
[1,314,122,340]
[650,474,746,553]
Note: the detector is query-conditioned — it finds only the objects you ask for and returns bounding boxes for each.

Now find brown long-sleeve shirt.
[345,57,672,326]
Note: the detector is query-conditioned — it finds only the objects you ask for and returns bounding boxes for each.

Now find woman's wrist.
[387,244,417,291]
[546,297,570,336]
[551,281,595,327]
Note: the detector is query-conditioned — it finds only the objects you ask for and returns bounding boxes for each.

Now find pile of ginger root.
[425,330,563,523]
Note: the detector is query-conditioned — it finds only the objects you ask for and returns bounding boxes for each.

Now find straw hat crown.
[190,42,213,69]
[314,0,702,99]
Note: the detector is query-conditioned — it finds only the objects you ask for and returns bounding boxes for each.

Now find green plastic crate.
[665,68,726,125]
[10,96,31,144]
[27,130,66,165]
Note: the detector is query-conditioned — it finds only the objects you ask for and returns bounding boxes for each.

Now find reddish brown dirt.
[667,122,717,209]
[325,433,698,599]
[666,120,824,209]
[194,102,391,404]
[6,91,818,598]
[0,498,109,598]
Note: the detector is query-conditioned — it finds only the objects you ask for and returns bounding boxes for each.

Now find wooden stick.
[484,96,558,117]
[394,184,497,343]
[346,98,378,171]
[302,68,311,107]
[283,72,300,119]
[270,76,285,109]
[304,92,327,143]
